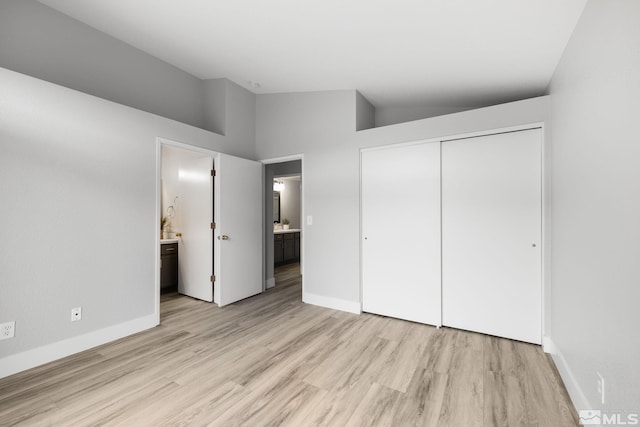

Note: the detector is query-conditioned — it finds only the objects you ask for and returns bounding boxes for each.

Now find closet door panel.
[442,129,542,344]
[362,142,441,325]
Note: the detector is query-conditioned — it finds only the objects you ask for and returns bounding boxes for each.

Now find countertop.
[274,228,301,234]
[161,238,179,244]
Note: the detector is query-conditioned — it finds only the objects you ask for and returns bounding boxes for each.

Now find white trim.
[261,154,305,165]
[155,140,162,326]
[542,336,555,354]
[439,122,544,142]
[539,124,548,344]
[361,137,441,153]
[158,136,221,156]
[303,291,361,314]
[360,123,545,154]
[0,314,157,379]
[266,277,275,289]
[549,338,591,414]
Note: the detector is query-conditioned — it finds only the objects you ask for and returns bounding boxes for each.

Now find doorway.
[159,143,215,307]
[263,157,304,297]
[157,139,264,320]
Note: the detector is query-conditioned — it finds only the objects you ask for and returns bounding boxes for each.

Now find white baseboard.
[303,291,361,314]
[547,337,592,413]
[0,314,158,379]
[542,335,555,354]
[266,277,275,289]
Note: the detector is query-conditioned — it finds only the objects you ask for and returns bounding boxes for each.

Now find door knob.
[218,235,229,240]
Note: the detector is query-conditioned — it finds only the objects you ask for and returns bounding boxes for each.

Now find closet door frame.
[359,122,548,347]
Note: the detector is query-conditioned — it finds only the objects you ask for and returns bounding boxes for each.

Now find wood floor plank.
[377,322,436,392]
[344,382,402,427]
[484,335,529,379]
[303,333,391,392]
[0,350,106,402]
[297,377,376,426]
[392,369,449,427]
[0,397,58,427]
[437,330,485,427]
[132,381,249,427]
[0,262,578,426]
[484,371,530,427]
[208,375,324,426]
[522,348,580,427]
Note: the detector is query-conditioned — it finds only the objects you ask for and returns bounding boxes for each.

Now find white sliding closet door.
[441,129,542,344]
[362,142,441,325]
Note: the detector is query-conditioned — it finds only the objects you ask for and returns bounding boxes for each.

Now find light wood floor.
[0,263,578,426]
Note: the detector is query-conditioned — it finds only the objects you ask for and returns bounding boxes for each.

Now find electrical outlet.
[597,371,605,405]
[0,321,15,340]
[71,307,82,322]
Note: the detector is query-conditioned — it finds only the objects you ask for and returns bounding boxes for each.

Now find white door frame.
[155,137,218,322]
[261,154,305,297]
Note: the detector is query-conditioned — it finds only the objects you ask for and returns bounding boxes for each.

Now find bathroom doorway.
[263,157,303,297]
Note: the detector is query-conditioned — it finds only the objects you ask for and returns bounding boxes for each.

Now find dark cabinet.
[274,234,284,264]
[161,243,178,293]
[283,233,295,261]
[274,232,300,265]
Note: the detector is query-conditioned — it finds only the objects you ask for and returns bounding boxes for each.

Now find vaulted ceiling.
[38,0,587,109]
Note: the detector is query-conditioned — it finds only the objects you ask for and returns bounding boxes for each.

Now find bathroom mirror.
[273,191,281,223]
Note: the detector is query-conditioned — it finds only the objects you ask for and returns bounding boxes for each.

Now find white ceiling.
[37,0,587,109]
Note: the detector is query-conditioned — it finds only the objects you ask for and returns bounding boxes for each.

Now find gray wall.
[0,66,254,376]
[548,0,640,412]
[203,79,227,135]
[355,91,375,131]
[279,179,301,229]
[0,0,205,128]
[0,0,257,152]
[225,79,257,154]
[375,105,474,127]
[256,91,549,310]
[257,91,358,305]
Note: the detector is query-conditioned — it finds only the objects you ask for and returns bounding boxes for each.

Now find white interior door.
[442,129,542,344]
[178,156,213,302]
[362,142,441,325]
[214,153,262,306]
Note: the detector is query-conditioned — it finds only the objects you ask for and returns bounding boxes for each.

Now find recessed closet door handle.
[218,235,229,240]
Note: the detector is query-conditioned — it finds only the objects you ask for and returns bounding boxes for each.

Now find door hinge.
[210,275,216,282]
[211,222,216,230]
[211,169,216,177]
